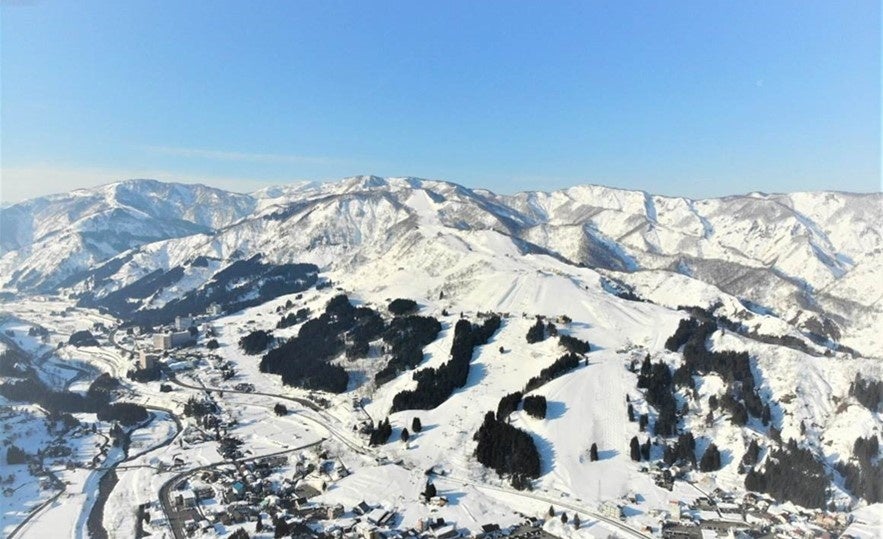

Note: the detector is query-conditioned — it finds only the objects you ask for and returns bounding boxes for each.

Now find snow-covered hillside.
[2,175,881,538]
[3,176,876,357]
[0,179,256,292]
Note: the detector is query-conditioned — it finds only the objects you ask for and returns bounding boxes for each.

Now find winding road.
[165,375,651,539]
[86,404,184,539]
[158,439,325,539]
[6,320,650,539]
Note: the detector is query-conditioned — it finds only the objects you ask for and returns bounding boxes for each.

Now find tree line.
[374,315,442,385]
[838,434,882,503]
[524,352,581,393]
[391,316,501,412]
[745,439,829,509]
[0,373,147,426]
[474,411,541,488]
[239,330,273,355]
[259,295,373,393]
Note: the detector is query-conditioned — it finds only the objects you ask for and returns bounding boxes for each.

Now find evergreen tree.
[560,512,568,524]
[850,374,883,411]
[672,432,696,466]
[510,473,531,491]
[239,330,273,355]
[497,391,523,421]
[558,334,590,354]
[474,411,541,478]
[412,416,422,432]
[524,353,581,392]
[526,318,546,343]
[523,395,547,419]
[741,439,761,468]
[548,506,555,517]
[401,428,410,443]
[389,298,419,316]
[392,316,500,411]
[424,481,437,499]
[630,436,641,461]
[761,404,771,426]
[744,440,829,508]
[6,445,26,465]
[665,318,698,351]
[572,514,580,528]
[590,443,599,462]
[663,444,675,466]
[700,443,722,472]
[369,418,393,446]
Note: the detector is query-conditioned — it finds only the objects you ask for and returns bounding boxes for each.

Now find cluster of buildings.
[154,439,543,539]
[152,316,198,351]
[130,314,217,375]
[157,447,413,539]
[657,489,851,538]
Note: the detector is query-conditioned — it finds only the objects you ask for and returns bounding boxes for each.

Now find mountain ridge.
[1,175,880,356]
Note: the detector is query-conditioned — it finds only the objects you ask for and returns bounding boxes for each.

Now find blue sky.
[1,1,879,202]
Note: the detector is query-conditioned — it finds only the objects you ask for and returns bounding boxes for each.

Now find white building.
[139,350,159,370]
[153,333,172,350]
[154,331,196,350]
[432,524,460,539]
[175,315,193,331]
[600,501,623,520]
[669,500,682,521]
[181,489,197,508]
[366,508,389,526]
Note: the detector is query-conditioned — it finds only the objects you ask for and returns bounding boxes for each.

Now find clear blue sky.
[1,1,879,202]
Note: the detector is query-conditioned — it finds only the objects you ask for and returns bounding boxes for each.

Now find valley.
[1,177,881,539]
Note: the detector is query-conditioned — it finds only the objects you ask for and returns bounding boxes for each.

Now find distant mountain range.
[1,176,880,356]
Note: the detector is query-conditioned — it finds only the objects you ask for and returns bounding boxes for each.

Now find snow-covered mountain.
[2,175,882,535]
[1,175,880,356]
[0,179,256,292]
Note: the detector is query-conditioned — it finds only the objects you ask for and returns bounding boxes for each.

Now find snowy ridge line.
[4,176,881,356]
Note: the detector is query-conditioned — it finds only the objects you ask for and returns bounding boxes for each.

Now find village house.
[327,504,345,519]
[600,501,623,520]
[431,523,460,539]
